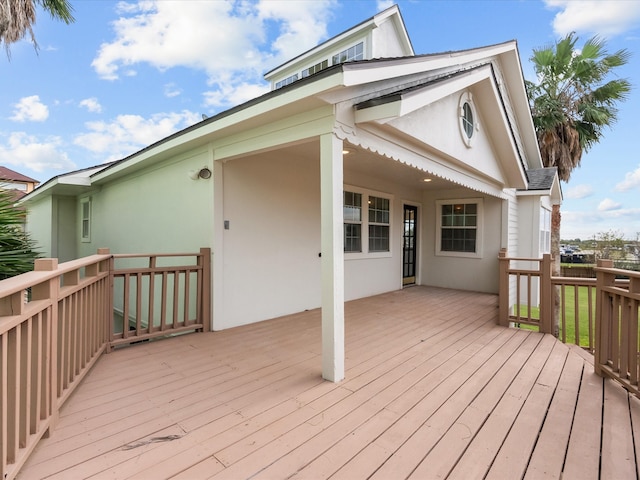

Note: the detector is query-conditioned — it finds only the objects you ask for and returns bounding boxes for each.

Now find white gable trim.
[335,124,508,199]
[354,66,492,124]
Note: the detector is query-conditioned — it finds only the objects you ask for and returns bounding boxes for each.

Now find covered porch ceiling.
[249,139,488,195]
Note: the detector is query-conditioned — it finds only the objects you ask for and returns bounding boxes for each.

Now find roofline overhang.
[354,64,528,189]
[24,39,540,203]
[517,174,563,204]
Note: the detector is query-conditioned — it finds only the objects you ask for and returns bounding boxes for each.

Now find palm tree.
[0,188,40,280]
[527,33,631,181]
[526,33,631,335]
[0,0,74,55]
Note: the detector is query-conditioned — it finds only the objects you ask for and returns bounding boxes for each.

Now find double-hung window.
[343,187,391,256]
[540,207,551,254]
[343,191,362,252]
[436,198,483,257]
[368,196,390,252]
[80,197,91,243]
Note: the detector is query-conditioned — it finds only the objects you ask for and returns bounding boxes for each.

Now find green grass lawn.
[517,286,596,348]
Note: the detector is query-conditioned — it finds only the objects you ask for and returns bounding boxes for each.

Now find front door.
[403,205,418,285]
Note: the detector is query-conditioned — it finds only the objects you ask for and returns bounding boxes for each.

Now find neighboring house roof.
[0,166,38,183]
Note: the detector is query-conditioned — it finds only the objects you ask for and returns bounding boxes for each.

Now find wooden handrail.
[0,248,212,480]
[499,250,640,396]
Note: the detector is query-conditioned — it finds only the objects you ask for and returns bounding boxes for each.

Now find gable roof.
[0,166,38,183]
[526,168,557,190]
[21,7,543,204]
[517,167,562,203]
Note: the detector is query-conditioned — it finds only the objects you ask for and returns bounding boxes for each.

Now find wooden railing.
[595,260,640,396]
[0,248,211,480]
[499,249,639,396]
[109,251,211,349]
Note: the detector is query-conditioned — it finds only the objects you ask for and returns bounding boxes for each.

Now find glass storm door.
[403,205,418,285]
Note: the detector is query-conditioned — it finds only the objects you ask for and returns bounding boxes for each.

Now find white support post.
[320,133,345,382]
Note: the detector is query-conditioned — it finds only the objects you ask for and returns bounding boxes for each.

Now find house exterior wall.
[217,149,426,330]
[218,152,321,329]
[77,148,214,258]
[343,164,423,299]
[387,92,507,185]
[25,196,53,258]
[421,188,503,293]
[370,17,410,58]
[56,196,77,262]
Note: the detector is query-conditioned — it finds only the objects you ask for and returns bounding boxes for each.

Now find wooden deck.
[18,287,640,479]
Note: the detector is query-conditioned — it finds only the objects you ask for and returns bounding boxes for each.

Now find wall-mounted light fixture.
[188,167,212,180]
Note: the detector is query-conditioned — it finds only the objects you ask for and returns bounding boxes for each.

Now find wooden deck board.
[523,350,584,480]
[16,286,640,480]
[601,379,637,479]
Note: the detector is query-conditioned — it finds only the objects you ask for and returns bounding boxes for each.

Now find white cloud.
[565,184,594,199]
[377,0,394,11]
[598,198,622,211]
[79,97,103,113]
[545,0,640,36]
[92,0,335,109]
[164,83,182,98]
[0,132,75,172]
[615,165,640,191]
[203,82,269,109]
[10,95,49,122]
[92,2,264,81]
[73,110,201,160]
[256,0,335,62]
[562,207,640,239]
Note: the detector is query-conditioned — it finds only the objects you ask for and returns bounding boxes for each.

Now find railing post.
[32,259,59,436]
[540,254,553,334]
[595,259,614,376]
[200,248,212,332]
[498,248,509,327]
[97,249,115,353]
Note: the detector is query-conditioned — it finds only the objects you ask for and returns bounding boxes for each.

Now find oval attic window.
[458,92,477,147]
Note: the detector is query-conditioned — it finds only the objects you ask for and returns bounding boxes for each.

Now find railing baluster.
[1,249,211,479]
[1,333,8,477]
[184,269,191,325]
[172,271,180,329]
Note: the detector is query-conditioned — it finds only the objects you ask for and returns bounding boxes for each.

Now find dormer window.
[302,60,329,78]
[332,42,364,65]
[275,74,299,89]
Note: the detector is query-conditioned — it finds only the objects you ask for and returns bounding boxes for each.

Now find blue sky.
[1,0,639,241]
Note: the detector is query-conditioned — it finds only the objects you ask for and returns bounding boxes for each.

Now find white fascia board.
[58,176,92,186]
[354,66,492,124]
[19,167,101,203]
[484,76,528,189]
[498,47,542,168]
[342,41,516,88]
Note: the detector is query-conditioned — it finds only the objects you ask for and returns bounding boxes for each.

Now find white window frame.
[80,197,91,243]
[540,207,551,254]
[435,198,483,258]
[344,185,392,259]
[332,42,364,65]
[458,91,478,148]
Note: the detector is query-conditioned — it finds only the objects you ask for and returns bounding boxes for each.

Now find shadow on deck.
[18,286,640,479]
